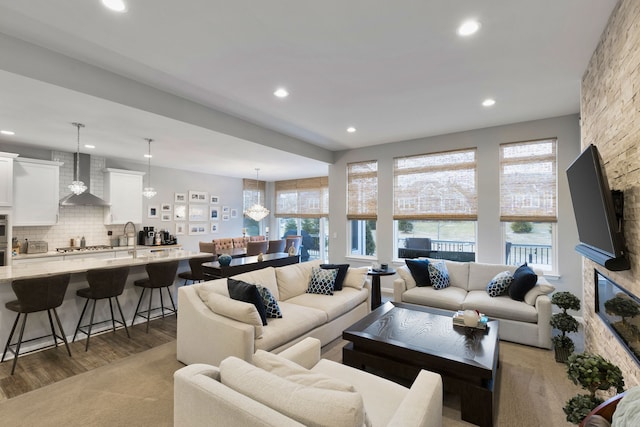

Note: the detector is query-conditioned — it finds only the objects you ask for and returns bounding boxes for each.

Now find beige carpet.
[0,340,580,426]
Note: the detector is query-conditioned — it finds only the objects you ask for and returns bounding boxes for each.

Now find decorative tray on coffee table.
[452,311,489,330]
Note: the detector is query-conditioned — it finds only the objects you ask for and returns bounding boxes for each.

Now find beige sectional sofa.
[393,259,554,349]
[177,260,371,366]
[174,337,443,427]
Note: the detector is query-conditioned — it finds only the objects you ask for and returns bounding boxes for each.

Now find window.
[500,139,557,272]
[275,177,329,261]
[242,178,266,235]
[393,149,477,261]
[347,161,377,257]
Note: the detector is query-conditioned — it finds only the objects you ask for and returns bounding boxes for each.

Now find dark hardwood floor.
[0,316,177,401]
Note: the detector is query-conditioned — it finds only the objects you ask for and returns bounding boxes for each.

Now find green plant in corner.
[550,291,581,362]
[563,352,624,424]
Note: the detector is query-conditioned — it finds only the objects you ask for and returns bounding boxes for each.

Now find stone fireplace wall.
[581,0,640,387]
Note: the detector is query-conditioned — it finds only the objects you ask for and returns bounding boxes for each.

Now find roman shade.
[393,148,477,220]
[499,139,557,222]
[275,177,328,218]
[347,160,378,220]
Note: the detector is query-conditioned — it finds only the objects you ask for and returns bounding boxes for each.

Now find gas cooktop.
[56,245,113,253]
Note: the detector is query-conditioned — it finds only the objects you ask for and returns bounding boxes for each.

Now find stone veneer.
[581,0,640,388]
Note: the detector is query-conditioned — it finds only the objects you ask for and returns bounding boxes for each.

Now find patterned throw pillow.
[306,267,338,295]
[257,285,282,318]
[486,271,513,297]
[428,261,450,290]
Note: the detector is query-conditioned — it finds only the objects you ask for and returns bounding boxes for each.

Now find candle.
[242,228,247,234]
[265,227,269,233]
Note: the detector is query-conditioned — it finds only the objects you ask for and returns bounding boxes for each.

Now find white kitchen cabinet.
[0,152,19,206]
[104,168,145,224]
[13,158,62,225]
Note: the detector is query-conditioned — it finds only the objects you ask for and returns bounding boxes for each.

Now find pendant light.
[142,138,157,199]
[68,122,88,195]
[244,168,270,221]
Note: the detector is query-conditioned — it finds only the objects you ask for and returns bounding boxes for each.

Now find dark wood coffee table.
[343,301,499,427]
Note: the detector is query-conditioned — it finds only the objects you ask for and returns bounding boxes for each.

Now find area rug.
[0,340,580,426]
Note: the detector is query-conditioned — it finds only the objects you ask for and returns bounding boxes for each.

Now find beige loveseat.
[177,260,371,366]
[393,259,553,349]
[174,337,443,427]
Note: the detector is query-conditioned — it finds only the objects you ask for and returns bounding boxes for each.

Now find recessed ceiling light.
[347,127,357,133]
[457,19,480,36]
[84,144,96,149]
[144,154,153,158]
[274,88,289,98]
[482,98,496,107]
[101,0,127,13]
[0,130,15,135]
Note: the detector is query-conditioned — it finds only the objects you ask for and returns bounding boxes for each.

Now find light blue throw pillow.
[428,261,450,290]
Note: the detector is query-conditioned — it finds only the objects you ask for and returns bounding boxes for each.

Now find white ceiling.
[0,0,617,181]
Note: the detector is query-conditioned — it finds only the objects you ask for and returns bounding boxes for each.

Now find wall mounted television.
[566,144,629,271]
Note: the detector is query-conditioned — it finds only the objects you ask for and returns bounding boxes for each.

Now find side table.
[367,268,396,310]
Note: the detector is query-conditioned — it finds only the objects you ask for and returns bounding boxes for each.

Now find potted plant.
[563,352,625,424]
[550,291,581,362]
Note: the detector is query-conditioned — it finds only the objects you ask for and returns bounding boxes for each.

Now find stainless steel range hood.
[60,153,110,206]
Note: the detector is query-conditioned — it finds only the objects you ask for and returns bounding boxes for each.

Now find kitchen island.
[0,249,211,358]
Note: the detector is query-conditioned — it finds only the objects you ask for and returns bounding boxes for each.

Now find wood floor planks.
[0,315,177,401]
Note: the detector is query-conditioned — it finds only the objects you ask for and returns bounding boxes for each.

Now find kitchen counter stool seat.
[132,260,179,333]
[73,266,130,351]
[178,255,216,285]
[2,273,72,375]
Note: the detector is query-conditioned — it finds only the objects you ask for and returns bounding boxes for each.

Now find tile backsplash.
[14,205,123,250]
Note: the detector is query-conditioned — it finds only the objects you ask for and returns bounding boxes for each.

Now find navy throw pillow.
[509,263,538,301]
[227,278,268,325]
[405,259,431,287]
[320,263,349,290]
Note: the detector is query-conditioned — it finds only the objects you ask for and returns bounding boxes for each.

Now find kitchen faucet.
[123,221,137,259]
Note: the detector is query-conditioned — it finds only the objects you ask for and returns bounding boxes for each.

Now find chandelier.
[68,122,87,195]
[244,168,269,221]
[142,138,157,199]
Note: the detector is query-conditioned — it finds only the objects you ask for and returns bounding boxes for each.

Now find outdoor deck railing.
[397,238,552,267]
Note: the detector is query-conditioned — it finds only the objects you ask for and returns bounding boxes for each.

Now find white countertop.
[0,250,209,282]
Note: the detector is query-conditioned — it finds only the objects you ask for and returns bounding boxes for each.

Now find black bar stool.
[177,255,216,285]
[132,260,179,333]
[2,273,72,375]
[73,266,131,351]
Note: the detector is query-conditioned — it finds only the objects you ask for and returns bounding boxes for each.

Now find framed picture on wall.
[189,205,207,221]
[210,207,219,220]
[188,223,207,235]
[230,208,238,218]
[148,205,159,219]
[175,223,185,235]
[189,190,208,203]
[210,222,219,233]
[174,204,186,220]
[222,205,230,214]
[210,195,220,204]
[161,213,171,221]
[222,214,230,222]
[175,193,186,203]
[161,203,172,212]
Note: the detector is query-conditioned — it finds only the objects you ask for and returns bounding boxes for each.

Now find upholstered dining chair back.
[249,235,266,242]
[199,241,216,254]
[232,237,248,249]
[246,240,269,256]
[266,239,286,254]
[213,238,234,253]
[11,273,71,313]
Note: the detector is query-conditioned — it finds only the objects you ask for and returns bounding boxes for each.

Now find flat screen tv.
[566,144,629,271]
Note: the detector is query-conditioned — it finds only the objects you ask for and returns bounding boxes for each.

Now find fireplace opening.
[595,269,640,365]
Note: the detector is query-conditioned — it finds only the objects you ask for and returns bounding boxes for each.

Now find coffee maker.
[140,226,155,246]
